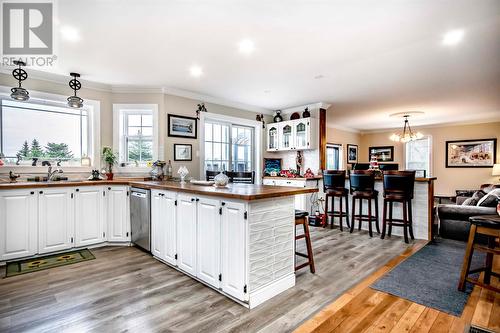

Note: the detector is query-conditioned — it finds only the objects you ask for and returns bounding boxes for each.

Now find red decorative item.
[304,168,315,178]
[106,172,114,180]
[290,112,300,120]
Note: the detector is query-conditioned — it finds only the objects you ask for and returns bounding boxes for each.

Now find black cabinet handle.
[108,187,111,190]
[191,198,195,202]
[221,202,226,206]
[39,191,43,194]
[30,191,34,195]
[75,189,79,192]
[196,198,200,202]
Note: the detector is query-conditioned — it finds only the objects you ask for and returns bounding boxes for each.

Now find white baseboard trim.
[248,273,296,309]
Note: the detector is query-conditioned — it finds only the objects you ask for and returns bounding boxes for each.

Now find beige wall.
[0,73,262,179]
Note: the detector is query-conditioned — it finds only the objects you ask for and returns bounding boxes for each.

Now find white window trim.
[326,143,343,170]
[199,112,262,184]
[404,135,433,177]
[113,104,159,172]
[0,85,100,174]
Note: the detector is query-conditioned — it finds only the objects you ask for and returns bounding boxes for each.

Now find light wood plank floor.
[295,239,500,333]
[0,226,412,332]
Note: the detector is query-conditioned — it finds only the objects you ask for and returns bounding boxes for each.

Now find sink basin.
[27,176,69,182]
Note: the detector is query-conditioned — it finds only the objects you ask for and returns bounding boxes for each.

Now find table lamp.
[492,164,500,181]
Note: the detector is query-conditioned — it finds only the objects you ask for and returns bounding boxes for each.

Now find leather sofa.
[437,184,499,241]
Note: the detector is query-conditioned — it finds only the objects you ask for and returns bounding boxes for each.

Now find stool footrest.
[465,277,500,293]
[473,244,500,255]
[295,252,309,258]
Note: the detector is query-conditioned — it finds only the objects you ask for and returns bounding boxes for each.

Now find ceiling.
[2,0,500,130]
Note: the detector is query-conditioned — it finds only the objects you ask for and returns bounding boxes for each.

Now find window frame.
[113,104,159,171]
[200,112,262,183]
[325,143,343,170]
[404,135,432,177]
[0,86,100,173]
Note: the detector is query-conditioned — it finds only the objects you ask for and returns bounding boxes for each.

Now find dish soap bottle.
[166,160,173,180]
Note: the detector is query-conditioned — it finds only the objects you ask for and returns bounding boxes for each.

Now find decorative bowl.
[213,172,229,187]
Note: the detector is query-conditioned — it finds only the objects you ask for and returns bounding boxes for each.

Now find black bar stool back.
[349,170,379,237]
[323,170,350,231]
[381,170,416,243]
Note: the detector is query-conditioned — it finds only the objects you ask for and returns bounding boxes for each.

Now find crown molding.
[281,102,331,114]
[327,124,361,133]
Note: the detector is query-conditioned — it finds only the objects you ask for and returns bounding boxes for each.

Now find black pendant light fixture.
[10,60,30,101]
[67,72,84,108]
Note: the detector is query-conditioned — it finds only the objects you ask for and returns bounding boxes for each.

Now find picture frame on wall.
[347,144,358,164]
[174,144,193,161]
[446,138,497,168]
[168,114,197,139]
[369,146,394,162]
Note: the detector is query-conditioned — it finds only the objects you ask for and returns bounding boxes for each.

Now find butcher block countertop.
[0,178,318,201]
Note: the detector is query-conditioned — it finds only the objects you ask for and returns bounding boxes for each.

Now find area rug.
[5,248,95,278]
[371,238,485,316]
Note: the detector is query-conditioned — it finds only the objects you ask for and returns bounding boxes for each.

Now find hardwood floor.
[0,226,411,332]
[295,240,500,333]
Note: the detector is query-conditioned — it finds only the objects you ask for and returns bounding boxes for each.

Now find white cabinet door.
[278,122,294,150]
[293,119,310,150]
[106,186,130,242]
[151,190,164,258]
[74,186,105,247]
[196,196,220,288]
[177,194,197,276]
[38,188,74,254]
[0,190,38,261]
[163,191,177,266]
[266,123,279,151]
[221,201,247,300]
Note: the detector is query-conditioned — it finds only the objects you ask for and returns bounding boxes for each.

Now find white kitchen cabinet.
[196,196,221,288]
[74,186,105,247]
[293,119,311,150]
[266,118,315,151]
[221,201,247,301]
[177,194,197,276]
[106,186,130,242]
[0,189,38,261]
[151,189,177,265]
[38,187,74,254]
[279,122,293,150]
[266,123,279,151]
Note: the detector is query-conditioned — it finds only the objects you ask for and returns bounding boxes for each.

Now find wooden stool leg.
[484,236,495,285]
[458,224,477,291]
[350,197,356,233]
[374,197,380,234]
[303,221,315,273]
[388,201,393,237]
[324,194,330,229]
[402,199,409,244]
[368,198,373,237]
[408,200,415,240]
[358,198,363,231]
[345,195,350,229]
[339,195,343,231]
[381,200,387,239]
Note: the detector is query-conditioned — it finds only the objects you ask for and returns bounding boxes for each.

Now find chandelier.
[390,115,423,142]
[67,72,84,108]
[10,60,30,101]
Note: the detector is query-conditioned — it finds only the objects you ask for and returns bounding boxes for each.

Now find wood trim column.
[319,108,327,171]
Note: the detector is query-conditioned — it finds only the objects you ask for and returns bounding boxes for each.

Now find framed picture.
[168,114,197,139]
[369,146,394,162]
[264,158,282,176]
[347,144,358,164]
[446,138,497,168]
[174,144,192,161]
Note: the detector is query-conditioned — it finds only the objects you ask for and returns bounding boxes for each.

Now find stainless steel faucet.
[47,165,63,181]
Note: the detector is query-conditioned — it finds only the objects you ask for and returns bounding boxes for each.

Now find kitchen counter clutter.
[0,178,318,308]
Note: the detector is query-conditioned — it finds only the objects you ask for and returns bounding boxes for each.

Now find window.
[326,143,342,170]
[0,99,90,166]
[405,136,431,176]
[204,121,254,172]
[113,104,159,167]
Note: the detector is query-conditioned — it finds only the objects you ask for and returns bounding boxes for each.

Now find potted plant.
[102,146,118,180]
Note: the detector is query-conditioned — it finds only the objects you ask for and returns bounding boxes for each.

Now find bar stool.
[458,215,500,293]
[295,210,315,273]
[349,170,380,237]
[323,170,350,231]
[381,170,416,244]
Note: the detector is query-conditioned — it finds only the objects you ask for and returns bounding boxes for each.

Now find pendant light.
[10,60,30,101]
[67,72,84,108]
[390,115,423,143]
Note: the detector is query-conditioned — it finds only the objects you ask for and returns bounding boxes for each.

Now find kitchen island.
[0,179,317,308]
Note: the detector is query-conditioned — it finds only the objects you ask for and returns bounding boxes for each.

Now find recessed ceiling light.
[60,25,81,42]
[442,29,464,46]
[238,39,255,54]
[314,75,325,79]
[189,65,203,78]
[264,90,271,93]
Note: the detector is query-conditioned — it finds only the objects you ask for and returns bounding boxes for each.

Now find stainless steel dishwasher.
[130,187,151,252]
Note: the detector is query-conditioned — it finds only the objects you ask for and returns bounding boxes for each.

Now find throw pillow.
[461,190,485,206]
[477,188,500,207]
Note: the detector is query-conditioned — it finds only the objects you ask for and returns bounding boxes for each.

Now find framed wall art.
[446,138,497,168]
[369,146,394,162]
[174,144,193,161]
[168,114,197,139]
[347,144,358,164]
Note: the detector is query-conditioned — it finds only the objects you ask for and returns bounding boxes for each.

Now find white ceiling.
[3,0,500,130]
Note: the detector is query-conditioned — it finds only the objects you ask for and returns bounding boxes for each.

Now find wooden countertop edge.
[0,179,319,201]
[263,176,436,183]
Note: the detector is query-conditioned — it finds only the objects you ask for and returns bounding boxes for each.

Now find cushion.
[461,190,485,206]
[477,188,500,207]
